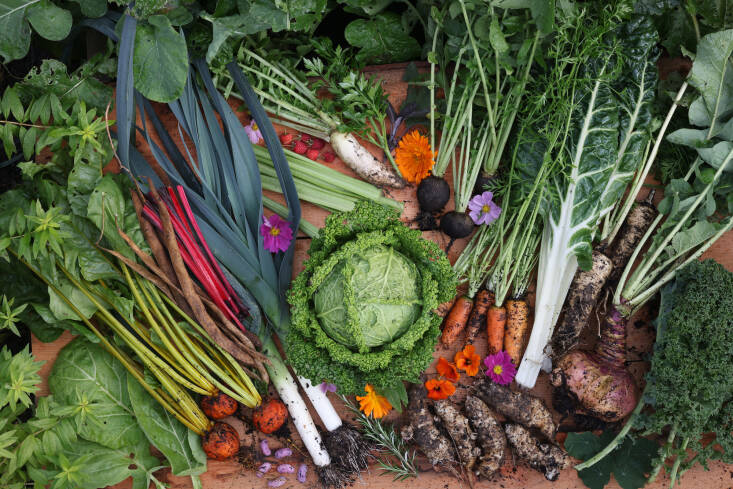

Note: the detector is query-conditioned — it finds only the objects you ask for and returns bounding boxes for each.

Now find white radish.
[329,131,405,189]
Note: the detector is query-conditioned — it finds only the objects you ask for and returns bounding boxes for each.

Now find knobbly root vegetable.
[552,250,613,357]
[440,211,475,239]
[200,391,239,419]
[401,385,456,468]
[465,396,505,479]
[607,198,658,282]
[550,306,638,422]
[253,398,289,434]
[504,299,529,364]
[417,175,451,213]
[442,296,474,345]
[433,400,480,469]
[475,379,557,442]
[487,305,506,355]
[465,289,493,345]
[329,131,406,188]
[504,424,570,481]
[202,422,241,460]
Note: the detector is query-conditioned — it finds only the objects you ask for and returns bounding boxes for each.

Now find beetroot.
[417,175,450,213]
[550,306,638,422]
[200,391,238,419]
[202,422,240,460]
[440,211,474,239]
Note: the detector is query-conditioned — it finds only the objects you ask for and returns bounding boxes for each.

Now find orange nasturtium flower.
[425,378,456,400]
[436,357,460,382]
[394,130,436,184]
[454,344,481,376]
[356,384,392,419]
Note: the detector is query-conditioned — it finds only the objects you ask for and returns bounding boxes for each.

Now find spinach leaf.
[566,431,658,489]
[48,339,146,450]
[63,439,161,489]
[0,0,72,63]
[69,0,107,17]
[133,15,189,103]
[344,12,421,64]
[127,374,207,477]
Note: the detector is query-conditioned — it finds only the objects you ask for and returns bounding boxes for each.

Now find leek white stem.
[297,376,343,432]
[263,338,331,467]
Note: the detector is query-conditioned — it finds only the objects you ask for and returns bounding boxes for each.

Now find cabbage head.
[287,202,456,395]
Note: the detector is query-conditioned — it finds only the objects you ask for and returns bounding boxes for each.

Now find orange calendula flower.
[454,344,481,376]
[425,378,456,400]
[436,357,460,382]
[394,130,436,184]
[356,384,392,419]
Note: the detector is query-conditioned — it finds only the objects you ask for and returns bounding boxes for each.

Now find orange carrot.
[441,296,473,345]
[504,299,530,364]
[465,289,493,345]
[487,305,506,354]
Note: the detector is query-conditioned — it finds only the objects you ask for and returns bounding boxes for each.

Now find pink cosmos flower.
[260,215,293,253]
[483,350,517,385]
[468,191,502,226]
[244,119,263,144]
[319,382,337,394]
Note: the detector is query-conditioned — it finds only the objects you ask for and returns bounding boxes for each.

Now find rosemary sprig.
[341,395,419,481]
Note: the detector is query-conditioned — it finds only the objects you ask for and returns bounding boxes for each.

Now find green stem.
[575,398,644,470]
[668,438,689,488]
[263,197,319,238]
[648,427,677,484]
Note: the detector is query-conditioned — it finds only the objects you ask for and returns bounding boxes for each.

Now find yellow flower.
[356,384,392,419]
[394,131,436,184]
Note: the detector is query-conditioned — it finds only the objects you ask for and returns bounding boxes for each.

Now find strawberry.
[301,134,312,145]
[306,148,320,161]
[279,133,294,145]
[311,138,325,150]
[322,151,336,163]
[293,140,308,155]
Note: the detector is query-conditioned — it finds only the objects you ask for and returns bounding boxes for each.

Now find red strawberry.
[311,138,325,150]
[306,148,320,161]
[301,134,312,145]
[322,151,336,163]
[293,140,308,155]
[280,133,294,145]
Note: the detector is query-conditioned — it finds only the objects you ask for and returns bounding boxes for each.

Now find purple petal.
[481,190,494,202]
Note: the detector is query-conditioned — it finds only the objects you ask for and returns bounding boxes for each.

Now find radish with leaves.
[214,45,405,188]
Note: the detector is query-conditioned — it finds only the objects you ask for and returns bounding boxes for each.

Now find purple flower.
[483,350,517,385]
[319,382,337,394]
[468,191,502,226]
[260,215,293,253]
[244,119,262,144]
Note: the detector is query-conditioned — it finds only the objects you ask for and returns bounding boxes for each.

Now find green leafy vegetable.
[133,15,189,103]
[344,12,421,64]
[0,0,72,63]
[566,431,657,489]
[287,201,456,395]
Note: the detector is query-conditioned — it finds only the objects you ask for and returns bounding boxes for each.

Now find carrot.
[504,299,530,364]
[441,295,474,345]
[465,289,493,345]
[487,305,506,355]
